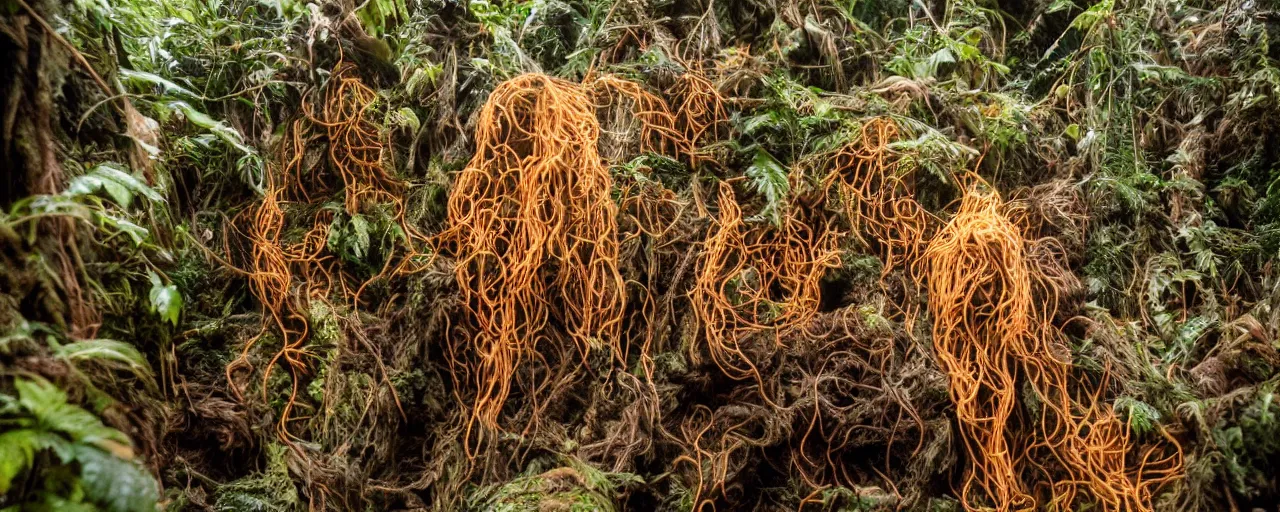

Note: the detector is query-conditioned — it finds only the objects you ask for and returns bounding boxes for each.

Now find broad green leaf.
[66,170,129,207]
[120,68,199,99]
[65,163,162,208]
[148,271,183,326]
[72,444,159,512]
[91,164,163,203]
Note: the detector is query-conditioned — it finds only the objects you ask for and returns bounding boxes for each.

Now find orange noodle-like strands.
[690,182,842,382]
[437,73,626,439]
[922,175,1181,512]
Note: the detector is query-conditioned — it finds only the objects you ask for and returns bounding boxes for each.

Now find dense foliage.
[1,0,1279,510]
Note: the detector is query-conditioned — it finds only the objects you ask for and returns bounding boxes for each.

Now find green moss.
[213,444,301,512]
[469,458,641,512]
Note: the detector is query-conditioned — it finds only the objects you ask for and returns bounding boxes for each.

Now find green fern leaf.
[745,147,790,227]
[15,379,128,446]
[1115,397,1160,435]
[0,429,69,493]
[73,444,159,512]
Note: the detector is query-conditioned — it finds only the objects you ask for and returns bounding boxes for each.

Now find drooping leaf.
[148,270,183,326]
[917,47,955,78]
[120,68,200,99]
[96,212,150,246]
[55,338,151,375]
[72,444,159,512]
[65,163,163,208]
[165,101,258,158]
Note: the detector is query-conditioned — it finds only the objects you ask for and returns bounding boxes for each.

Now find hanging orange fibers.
[690,182,842,381]
[438,73,626,434]
[225,62,423,441]
[922,175,1182,512]
[823,118,928,281]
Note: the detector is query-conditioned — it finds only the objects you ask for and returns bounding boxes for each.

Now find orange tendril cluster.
[921,176,1182,512]
[689,182,842,381]
[588,74,688,158]
[823,118,929,284]
[670,69,727,166]
[227,62,420,440]
[437,73,627,440]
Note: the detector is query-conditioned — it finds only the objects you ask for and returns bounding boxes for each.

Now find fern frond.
[745,147,790,227]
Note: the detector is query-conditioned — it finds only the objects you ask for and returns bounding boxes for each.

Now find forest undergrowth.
[2,0,1280,511]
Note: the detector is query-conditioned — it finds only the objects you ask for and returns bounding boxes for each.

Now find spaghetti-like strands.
[438,73,626,441]
[588,74,688,158]
[922,176,1182,512]
[690,182,842,381]
[670,69,727,167]
[226,62,421,441]
[823,118,928,283]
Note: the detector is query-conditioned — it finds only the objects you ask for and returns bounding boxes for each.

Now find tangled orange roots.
[438,73,626,438]
[669,69,727,166]
[823,118,929,287]
[689,182,842,381]
[921,177,1182,512]
[228,63,419,440]
[309,63,427,294]
[588,74,688,158]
